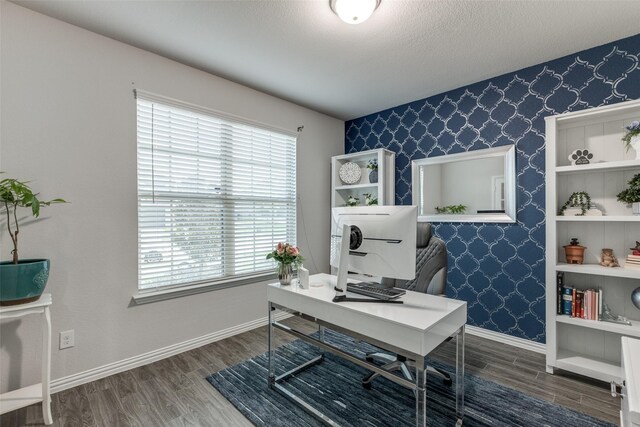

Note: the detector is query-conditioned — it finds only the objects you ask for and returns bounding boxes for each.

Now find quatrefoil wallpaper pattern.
[345,34,640,343]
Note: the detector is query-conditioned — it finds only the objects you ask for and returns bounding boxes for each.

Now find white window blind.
[136,93,297,291]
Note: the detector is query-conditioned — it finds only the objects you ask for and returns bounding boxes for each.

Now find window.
[136,92,297,291]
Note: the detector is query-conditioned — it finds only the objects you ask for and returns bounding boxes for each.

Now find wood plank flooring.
[1,317,620,426]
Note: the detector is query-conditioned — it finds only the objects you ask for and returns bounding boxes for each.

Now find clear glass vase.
[277,263,293,286]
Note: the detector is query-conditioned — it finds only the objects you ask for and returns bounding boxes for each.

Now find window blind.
[136,94,297,290]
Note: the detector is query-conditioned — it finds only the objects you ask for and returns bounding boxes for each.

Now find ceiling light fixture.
[330,0,381,25]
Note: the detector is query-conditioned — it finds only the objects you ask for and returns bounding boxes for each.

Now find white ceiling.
[12,0,640,120]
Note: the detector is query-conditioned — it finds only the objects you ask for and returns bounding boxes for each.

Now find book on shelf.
[625,255,640,269]
[562,286,572,316]
[556,272,564,315]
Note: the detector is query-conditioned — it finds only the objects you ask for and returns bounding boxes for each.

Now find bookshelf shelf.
[545,99,640,383]
[334,183,379,191]
[556,215,640,222]
[556,263,640,279]
[555,350,621,383]
[555,159,640,175]
[556,315,640,338]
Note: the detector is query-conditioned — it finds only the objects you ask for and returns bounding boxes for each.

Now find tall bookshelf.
[331,149,395,208]
[545,99,640,383]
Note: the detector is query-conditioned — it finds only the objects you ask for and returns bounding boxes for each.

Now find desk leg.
[42,306,53,425]
[455,325,465,426]
[415,356,426,427]
[268,302,275,388]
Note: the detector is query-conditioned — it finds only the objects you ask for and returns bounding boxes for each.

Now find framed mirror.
[411,145,516,223]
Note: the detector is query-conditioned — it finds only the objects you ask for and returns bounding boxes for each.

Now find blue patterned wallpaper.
[345,34,640,343]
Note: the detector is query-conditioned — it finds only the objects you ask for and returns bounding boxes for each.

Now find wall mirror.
[411,145,516,223]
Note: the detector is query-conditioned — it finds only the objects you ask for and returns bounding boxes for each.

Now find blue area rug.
[207,330,612,426]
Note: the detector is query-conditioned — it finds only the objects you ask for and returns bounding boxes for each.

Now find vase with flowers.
[367,159,378,184]
[623,120,640,160]
[266,242,304,286]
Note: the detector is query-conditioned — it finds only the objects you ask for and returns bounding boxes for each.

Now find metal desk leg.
[455,325,465,426]
[415,356,426,427]
[42,305,52,425]
[268,302,275,388]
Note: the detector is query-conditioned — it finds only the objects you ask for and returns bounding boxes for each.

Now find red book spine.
[572,288,577,317]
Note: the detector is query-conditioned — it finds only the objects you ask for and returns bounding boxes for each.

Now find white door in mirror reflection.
[492,176,505,211]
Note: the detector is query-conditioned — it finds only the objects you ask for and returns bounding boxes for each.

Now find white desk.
[621,337,640,427]
[267,273,467,426]
[0,294,52,425]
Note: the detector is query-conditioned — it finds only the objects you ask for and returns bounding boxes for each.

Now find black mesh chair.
[362,222,452,388]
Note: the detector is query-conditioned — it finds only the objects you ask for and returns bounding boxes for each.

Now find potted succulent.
[346,195,359,207]
[622,120,640,160]
[1,176,65,305]
[617,173,640,215]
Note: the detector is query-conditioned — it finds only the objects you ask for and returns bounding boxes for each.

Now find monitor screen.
[330,206,417,281]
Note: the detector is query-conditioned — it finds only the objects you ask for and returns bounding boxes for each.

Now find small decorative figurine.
[568,149,594,166]
[631,241,640,256]
[599,248,619,267]
[563,238,586,264]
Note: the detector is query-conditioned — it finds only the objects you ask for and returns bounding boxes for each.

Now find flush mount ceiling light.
[330,0,381,25]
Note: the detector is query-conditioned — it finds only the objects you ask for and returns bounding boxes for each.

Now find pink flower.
[276,242,285,255]
[288,246,299,256]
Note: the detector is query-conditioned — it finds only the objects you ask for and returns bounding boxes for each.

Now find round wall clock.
[339,162,361,184]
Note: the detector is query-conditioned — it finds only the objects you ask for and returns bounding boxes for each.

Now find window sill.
[132,272,277,305]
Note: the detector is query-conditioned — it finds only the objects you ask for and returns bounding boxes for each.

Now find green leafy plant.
[0,175,66,264]
[622,120,640,151]
[559,191,591,216]
[616,173,640,204]
[367,159,378,170]
[435,204,467,214]
[363,192,378,206]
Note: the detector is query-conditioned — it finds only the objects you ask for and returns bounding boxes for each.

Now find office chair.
[362,222,452,389]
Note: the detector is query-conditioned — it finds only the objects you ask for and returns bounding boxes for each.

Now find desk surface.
[268,273,466,357]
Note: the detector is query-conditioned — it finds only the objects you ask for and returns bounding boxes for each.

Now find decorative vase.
[368,170,378,184]
[633,202,640,215]
[632,287,640,310]
[630,135,640,160]
[563,238,586,264]
[277,263,293,286]
[0,259,50,305]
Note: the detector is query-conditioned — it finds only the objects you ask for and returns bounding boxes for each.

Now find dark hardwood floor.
[1,316,619,426]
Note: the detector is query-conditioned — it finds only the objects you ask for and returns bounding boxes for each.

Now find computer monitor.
[330,206,417,298]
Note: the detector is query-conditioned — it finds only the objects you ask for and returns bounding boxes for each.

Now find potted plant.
[266,242,304,286]
[367,159,378,184]
[617,173,640,215]
[1,176,65,305]
[622,120,640,160]
[435,204,467,214]
[346,195,359,207]
[363,192,378,206]
[559,191,592,216]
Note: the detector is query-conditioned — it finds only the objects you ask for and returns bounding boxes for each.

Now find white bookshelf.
[545,99,640,384]
[331,149,395,208]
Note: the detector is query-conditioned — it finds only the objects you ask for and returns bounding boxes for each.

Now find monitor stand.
[332,224,403,304]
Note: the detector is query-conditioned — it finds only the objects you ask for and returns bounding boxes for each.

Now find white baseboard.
[465,325,546,354]
[50,312,292,393]
[51,316,543,393]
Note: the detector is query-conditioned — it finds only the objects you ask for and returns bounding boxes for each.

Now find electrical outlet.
[59,330,74,349]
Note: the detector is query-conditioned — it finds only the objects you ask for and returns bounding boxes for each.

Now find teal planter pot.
[0,259,50,306]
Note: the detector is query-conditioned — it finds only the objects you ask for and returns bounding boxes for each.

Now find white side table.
[0,294,52,425]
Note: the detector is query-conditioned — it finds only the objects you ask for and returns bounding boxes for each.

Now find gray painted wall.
[0,2,344,392]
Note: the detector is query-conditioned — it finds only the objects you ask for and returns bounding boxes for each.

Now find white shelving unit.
[0,294,53,425]
[545,99,640,384]
[331,149,395,208]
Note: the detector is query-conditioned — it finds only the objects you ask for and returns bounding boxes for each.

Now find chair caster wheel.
[362,381,372,390]
[443,378,452,386]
